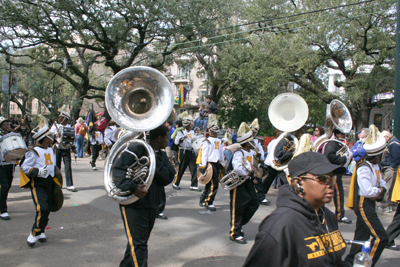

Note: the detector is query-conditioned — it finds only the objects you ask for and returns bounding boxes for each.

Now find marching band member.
[198,115,225,211]
[244,152,348,266]
[50,106,76,192]
[112,125,175,267]
[0,117,15,220]
[249,119,269,206]
[386,160,400,251]
[89,123,103,170]
[229,123,259,244]
[103,119,118,158]
[345,125,388,266]
[324,129,353,224]
[20,125,57,247]
[172,112,201,191]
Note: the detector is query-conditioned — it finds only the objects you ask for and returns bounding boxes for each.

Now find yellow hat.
[207,114,219,132]
[237,122,253,144]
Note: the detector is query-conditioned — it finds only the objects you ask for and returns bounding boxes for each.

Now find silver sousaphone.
[313,99,353,167]
[104,66,174,205]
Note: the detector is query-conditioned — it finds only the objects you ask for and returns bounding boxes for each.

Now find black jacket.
[244,186,348,267]
[324,140,346,166]
[112,144,176,209]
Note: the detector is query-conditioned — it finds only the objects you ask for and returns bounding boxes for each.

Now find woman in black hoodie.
[244,152,349,267]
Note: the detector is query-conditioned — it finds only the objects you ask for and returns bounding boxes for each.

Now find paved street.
[1,156,399,266]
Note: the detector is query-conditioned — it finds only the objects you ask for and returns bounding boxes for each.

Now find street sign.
[2,75,9,92]
[11,76,17,93]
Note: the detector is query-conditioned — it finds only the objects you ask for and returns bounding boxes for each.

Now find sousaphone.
[104,66,174,205]
[268,93,309,171]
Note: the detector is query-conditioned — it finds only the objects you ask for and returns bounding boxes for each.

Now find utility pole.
[8,63,12,117]
[394,0,400,136]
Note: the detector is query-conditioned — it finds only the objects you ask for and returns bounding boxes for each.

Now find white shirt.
[264,139,277,166]
[90,131,103,145]
[104,125,118,146]
[233,148,256,176]
[200,137,225,168]
[21,146,56,178]
[254,138,265,161]
[174,129,196,149]
[357,162,387,198]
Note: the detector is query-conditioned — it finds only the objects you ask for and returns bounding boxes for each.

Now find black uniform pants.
[200,162,219,205]
[229,179,259,239]
[345,197,388,267]
[29,177,52,236]
[262,166,283,195]
[386,203,400,246]
[119,206,157,267]
[333,174,345,221]
[0,164,14,214]
[56,147,73,187]
[156,187,166,215]
[173,149,197,187]
[90,144,101,167]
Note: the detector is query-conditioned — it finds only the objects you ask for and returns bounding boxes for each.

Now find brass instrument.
[313,99,352,167]
[103,66,174,205]
[268,93,309,171]
[220,157,253,190]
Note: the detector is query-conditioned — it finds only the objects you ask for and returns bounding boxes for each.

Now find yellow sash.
[391,168,400,203]
[19,167,31,189]
[196,146,202,165]
[346,166,358,210]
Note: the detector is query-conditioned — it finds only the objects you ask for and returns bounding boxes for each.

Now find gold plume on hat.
[37,114,49,128]
[237,122,251,137]
[250,118,260,132]
[207,114,219,130]
[179,111,188,120]
[365,124,380,145]
[293,133,314,157]
[58,104,67,113]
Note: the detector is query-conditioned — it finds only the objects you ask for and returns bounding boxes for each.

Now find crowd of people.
[1,93,400,267]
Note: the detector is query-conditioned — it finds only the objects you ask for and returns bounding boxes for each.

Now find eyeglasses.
[300,175,337,185]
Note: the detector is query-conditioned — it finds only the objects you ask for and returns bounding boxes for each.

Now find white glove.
[38,166,48,177]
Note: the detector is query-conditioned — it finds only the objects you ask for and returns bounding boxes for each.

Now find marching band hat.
[207,114,219,132]
[32,125,54,141]
[237,122,253,144]
[0,116,10,126]
[364,124,386,156]
[179,111,192,126]
[288,151,346,178]
[58,104,71,119]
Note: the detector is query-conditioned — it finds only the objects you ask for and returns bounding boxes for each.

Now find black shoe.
[338,217,352,224]
[386,244,399,251]
[259,199,271,206]
[207,205,216,211]
[199,202,206,207]
[240,229,245,237]
[157,213,168,220]
[190,186,202,192]
[0,213,10,220]
[231,236,247,244]
[172,184,181,190]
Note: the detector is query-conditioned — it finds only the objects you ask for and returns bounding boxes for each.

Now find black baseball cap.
[288,152,346,178]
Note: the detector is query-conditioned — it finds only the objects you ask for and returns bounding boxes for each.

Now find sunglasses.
[300,175,337,185]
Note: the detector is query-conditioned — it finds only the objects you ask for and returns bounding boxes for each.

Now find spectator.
[193,103,205,130]
[75,117,87,158]
[96,112,107,134]
[14,118,31,147]
[201,105,211,130]
[11,117,19,130]
[205,95,218,114]
[224,127,233,145]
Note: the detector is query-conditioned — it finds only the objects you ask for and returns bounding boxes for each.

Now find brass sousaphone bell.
[197,163,213,184]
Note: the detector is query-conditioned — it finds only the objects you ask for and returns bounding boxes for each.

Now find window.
[177,66,191,80]
[374,114,382,131]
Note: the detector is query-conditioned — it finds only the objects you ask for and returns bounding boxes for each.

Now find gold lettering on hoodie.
[304,230,346,259]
